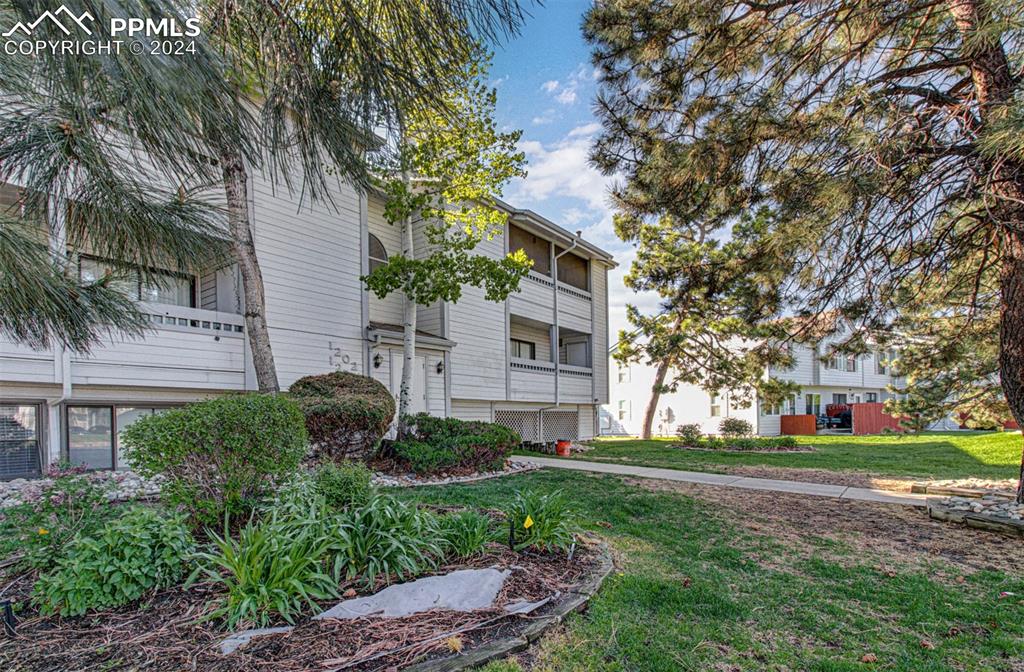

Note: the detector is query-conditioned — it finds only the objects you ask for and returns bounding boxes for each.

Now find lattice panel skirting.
[494,410,540,442]
[541,411,579,442]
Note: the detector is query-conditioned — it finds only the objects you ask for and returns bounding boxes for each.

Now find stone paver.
[511,456,928,507]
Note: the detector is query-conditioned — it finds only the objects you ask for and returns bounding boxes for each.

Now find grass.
[525,431,1023,482]
[395,470,1024,671]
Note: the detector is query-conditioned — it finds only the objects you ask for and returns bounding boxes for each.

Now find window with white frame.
[866,392,878,402]
[710,393,722,417]
[618,365,630,383]
[617,399,630,421]
[368,233,388,273]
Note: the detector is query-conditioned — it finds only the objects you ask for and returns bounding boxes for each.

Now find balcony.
[509,272,592,333]
[68,303,247,390]
[508,358,594,404]
[0,303,247,391]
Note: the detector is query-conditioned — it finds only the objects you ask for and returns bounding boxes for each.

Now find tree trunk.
[641,357,671,439]
[220,146,279,393]
[397,176,416,437]
[948,0,1024,502]
[1001,231,1024,503]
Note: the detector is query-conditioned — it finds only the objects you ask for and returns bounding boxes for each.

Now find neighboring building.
[603,325,902,437]
[0,179,613,479]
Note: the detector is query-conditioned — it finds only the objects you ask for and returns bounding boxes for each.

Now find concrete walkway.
[511,455,928,507]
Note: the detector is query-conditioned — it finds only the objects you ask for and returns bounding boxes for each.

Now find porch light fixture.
[373,353,383,369]
[436,360,445,374]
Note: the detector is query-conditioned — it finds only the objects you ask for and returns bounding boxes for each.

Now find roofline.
[494,197,617,266]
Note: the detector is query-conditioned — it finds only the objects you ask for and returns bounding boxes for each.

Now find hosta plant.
[33,506,194,617]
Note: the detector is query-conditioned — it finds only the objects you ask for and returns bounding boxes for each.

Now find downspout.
[552,232,581,409]
[48,191,71,466]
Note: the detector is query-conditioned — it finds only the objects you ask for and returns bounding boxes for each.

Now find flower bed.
[673,437,815,453]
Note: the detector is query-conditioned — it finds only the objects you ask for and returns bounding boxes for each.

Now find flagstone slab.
[314,568,511,621]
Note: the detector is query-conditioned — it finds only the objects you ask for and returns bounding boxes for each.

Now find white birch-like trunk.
[397,165,416,438]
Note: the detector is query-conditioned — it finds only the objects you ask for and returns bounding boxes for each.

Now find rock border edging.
[372,461,540,489]
[927,498,1024,538]
[404,541,615,672]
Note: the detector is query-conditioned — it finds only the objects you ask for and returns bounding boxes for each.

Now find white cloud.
[531,109,556,125]
[509,125,611,212]
[554,88,577,105]
[567,122,602,137]
[541,80,560,93]
[561,207,589,226]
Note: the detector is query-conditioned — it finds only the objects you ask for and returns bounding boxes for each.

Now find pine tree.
[585,0,1024,499]
[614,208,801,438]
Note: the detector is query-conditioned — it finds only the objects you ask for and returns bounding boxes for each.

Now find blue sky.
[486,0,656,339]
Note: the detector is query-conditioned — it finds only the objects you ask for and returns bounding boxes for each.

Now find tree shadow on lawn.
[400,470,1024,672]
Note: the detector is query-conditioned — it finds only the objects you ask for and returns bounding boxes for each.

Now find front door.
[390,352,428,415]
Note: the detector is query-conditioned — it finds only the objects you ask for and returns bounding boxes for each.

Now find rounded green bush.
[289,371,396,461]
[386,413,519,475]
[121,393,307,527]
[718,417,753,438]
[314,460,374,509]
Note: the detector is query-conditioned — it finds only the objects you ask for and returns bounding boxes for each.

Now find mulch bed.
[1,542,601,672]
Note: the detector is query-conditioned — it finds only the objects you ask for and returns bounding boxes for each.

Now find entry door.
[390,352,428,414]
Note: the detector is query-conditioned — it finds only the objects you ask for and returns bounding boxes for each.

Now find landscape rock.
[314,568,511,621]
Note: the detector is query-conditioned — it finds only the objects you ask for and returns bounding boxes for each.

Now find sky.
[486,0,660,344]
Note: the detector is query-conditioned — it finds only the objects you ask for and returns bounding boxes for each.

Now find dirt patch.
[624,477,1024,575]
[1,543,602,672]
[719,465,915,492]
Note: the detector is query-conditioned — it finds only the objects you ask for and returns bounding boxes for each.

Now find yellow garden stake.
[523,515,534,529]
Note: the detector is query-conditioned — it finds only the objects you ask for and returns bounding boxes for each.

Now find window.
[805,393,822,416]
[618,366,631,383]
[368,233,388,272]
[67,406,113,470]
[510,339,536,360]
[832,393,847,405]
[66,405,169,471]
[866,392,878,403]
[710,393,722,417]
[875,351,887,375]
[0,404,41,478]
[762,396,797,417]
[79,255,195,308]
[617,400,630,421]
[845,355,857,372]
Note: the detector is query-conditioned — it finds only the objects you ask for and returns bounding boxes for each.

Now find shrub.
[190,504,338,629]
[718,417,753,438]
[675,423,704,445]
[121,394,308,527]
[504,490,577,554]
[315,461,374,510]
[775,435,798,448]
[33,507,193,617]
[701,436,725,450]
[386,413,520,475]
[289,371,395,461]
[0,474,113,571]
[332,495,443,587]
[438,510,493,559]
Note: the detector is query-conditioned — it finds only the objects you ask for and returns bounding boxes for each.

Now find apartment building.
[603,326,902,437]
[0,177,613,479]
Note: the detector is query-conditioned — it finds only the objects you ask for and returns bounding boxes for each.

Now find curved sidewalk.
[511,455,928,507]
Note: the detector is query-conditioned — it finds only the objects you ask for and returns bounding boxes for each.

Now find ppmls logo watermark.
[3,4,200,56]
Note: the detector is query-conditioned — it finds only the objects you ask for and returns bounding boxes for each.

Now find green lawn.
[396,470,1024,671]
[527,431,1023,482]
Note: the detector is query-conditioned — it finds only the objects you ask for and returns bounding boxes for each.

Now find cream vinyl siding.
[509,321,552,361]
[591,263,610,404]
[366,193,404,328]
